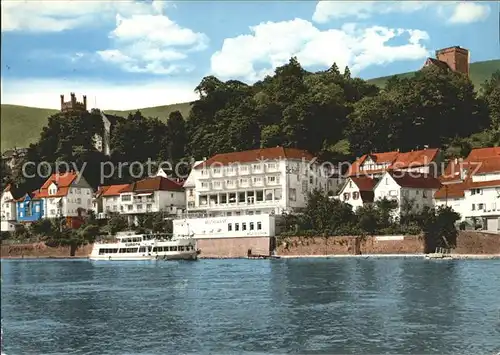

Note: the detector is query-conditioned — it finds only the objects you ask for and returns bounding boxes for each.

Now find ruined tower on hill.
[423,46,470,77]
[60,92,87,112]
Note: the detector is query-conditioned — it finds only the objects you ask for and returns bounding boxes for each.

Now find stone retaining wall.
[196,237,271,258]
[1,243,93,258]
[276,235,424,256]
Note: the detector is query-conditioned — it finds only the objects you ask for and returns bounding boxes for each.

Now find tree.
[417,206,461,253]
[106,213,128,235]
[166,110,188,165]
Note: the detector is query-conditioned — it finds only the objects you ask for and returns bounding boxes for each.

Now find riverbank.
[278,254,500,260]
[1,231,498,259]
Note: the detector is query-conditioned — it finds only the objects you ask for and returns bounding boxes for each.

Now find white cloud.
[1,78,198,110]
[211,19,430,82]
[97,13,208,75]
[1,0,173,33]
[312,1,491,25]
[312,1,431,23]
[448,2,491,24]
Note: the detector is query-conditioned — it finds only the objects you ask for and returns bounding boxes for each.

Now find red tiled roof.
[99,184,130,197]
[348,148,439,176]
[441,147,500,182]
[194,147,315,169]
[434,178,500,199]
[37,172,79,198]
[434,182,466,199]
[120,176,183,193]
[351,177,378,191]
[389,172,442,189]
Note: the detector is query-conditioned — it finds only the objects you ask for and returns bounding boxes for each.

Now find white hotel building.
[434,147,500,233]
[182,147,342,217]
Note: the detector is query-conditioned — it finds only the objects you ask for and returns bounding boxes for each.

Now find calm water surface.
[1,258,500,354]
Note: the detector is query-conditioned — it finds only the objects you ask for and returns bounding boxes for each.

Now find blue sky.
[1,1,499,110]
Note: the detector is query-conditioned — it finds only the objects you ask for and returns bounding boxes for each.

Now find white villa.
[336,176,378,212]
[1,184,18,232]
[434,147,500,233]
[94,175,186,224]
[182,147,342,217]
[36,172,94,225]
[373,171,442,216]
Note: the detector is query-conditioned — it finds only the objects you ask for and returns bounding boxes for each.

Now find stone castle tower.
[423,46,470,77]
[60,92,87,112]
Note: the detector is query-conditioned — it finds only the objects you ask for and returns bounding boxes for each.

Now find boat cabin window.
[139,247,146,253]
[179,246,185,252]
[98,248,119,255]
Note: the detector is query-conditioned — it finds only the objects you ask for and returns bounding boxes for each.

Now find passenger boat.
[89,232,200,261]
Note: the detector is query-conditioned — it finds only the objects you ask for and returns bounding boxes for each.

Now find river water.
[1,258,500,354]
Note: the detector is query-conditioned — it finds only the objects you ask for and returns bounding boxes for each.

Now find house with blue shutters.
[16,192,44,223]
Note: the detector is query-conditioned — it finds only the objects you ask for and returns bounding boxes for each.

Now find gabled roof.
[348,148,439,176]
[37,172,80,198]
[351,177,379,191]
[194,147,315,169]
[378,171,442,190]
[441,147,500,183]
[120,176,183,193]
[16,191,41,202]
[98,184,130,197]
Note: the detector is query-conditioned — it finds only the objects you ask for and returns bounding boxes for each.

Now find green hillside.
[1,59,498,152]
[0,102,193,152]
[367,59,499,88]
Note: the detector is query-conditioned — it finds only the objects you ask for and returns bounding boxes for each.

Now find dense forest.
[1,58,499,195]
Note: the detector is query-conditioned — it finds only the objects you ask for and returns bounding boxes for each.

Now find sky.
[1,0,499,110]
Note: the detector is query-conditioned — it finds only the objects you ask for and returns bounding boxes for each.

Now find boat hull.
[89,250,198,261]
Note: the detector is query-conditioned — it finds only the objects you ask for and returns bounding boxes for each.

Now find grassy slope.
[2,60,499,152]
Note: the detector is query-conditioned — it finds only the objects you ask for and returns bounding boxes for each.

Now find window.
[385,178,389,185]
[343,192,350,201]
[122,195,131,201]
[349,180,353,188]
[201,182,208,188]
[254,177,262,184]
[256,191,264,202]
[77,198,81,204]
[128,205,133,211]
[250,222,254,230]
[423,190,428,198]
[137,204,142,210]
[235,223,240,231]
[228,223,232,231]
[309,176,313,184]
[265,190,273,201]
[214,168,221,174]
[19,212,23,217]
[147,204,152,210]
[472,204,475,210]
[478,203,484,210]
[268,176,276,183]
[353,191,359,200]
[50,209,55,215]
[289,188,296,201]
[213,181,221,188]
[35,205,40,213]
[257,222,262,230]
[113,197,118,201]
[242,223,247,231]
[189,189,193,197]
[416,190,420,195]
[274,189,282,200]
[171,193,174,198]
